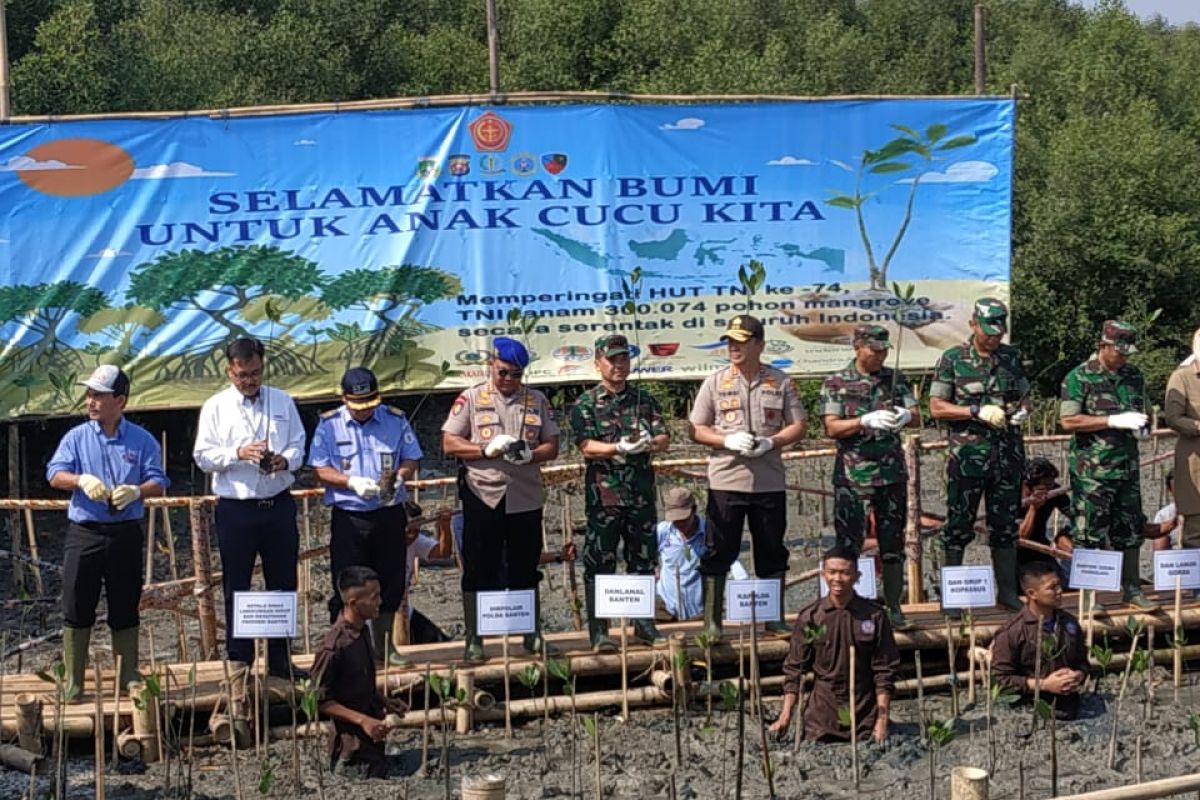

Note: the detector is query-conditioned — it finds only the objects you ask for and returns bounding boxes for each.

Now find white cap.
[78,364,130,395]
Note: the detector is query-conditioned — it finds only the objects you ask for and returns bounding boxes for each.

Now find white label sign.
[594,574,657,619]
[232,591,298,639]
[477,590,536,636]
[1153,549,1200,592]
[1069,548,1123,592]
[819,557,878,600]
[940,566,996,610]
[725,579,781,623]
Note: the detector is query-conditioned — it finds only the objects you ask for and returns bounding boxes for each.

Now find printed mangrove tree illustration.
[827,123,977,290]
[126,245,327,378]
[0,281,109,371]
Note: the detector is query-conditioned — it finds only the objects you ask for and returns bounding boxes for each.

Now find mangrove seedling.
[1090,636,1114,693]
[695,631,717,723]
[1186,712,1199,746]
[925,718,956,800]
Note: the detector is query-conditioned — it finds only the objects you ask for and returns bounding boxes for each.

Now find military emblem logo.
[448,154,471,176]
[478,155,505,176]
[416,157,440,180]
[542,153,568,175]
[469,110,513,152]
[511,152,537,177]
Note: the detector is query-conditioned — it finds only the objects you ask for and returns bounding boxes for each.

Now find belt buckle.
[256,497,275,509]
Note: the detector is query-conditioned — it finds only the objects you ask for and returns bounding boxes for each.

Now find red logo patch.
[469,111,513,152]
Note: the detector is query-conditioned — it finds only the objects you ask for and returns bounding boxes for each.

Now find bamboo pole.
[951,765,989,800]
[904,434,924,605]
[619,618,630,720]
[455,671,474,735]
[92,657,105,800]
[145,503,157,585]
[190,500,220,660]
[110,656,121,769]
[1175,576,1183,695]
[1051,773,1200,800]
[967,615,977,705]
[15,693,43,755]
[300,496,313,654]
[849,644,859,790]
[502,635,512,738]
[21,509,43,596]
[128,681,160,763]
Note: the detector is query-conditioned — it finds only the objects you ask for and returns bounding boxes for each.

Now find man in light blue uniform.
[309,367,422,665]
[47,365,169,698]
[656,487,748,620]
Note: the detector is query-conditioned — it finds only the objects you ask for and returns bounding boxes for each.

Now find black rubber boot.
[462,592,486,664]
[991,547,1023,611]
[585,580,617,653]
[523,586,562,656]
[881,561,911,629]
[1121,547,1160,611]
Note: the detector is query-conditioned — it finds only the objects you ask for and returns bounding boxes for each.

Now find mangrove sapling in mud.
[222,660,246,800]
[1107,619,1144,770]
[36,660,68,800]
[1090,636,1114,693]
[582,712,601,800]
[1034,698,1058,797]
[695,631,717,724]
[1132,645,1152,721]
[987,679,1019,773]
[925,718,956,800]
[298,671,325,800]
[736,675,746,800]
[515,664,548,773]
[429,670,467,800]
[718,680,739,798]
[548,657,579,799]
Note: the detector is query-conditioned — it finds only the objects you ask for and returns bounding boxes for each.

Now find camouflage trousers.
[833,483,906,563]
[583,503,657,583]
[943,473,1021,552]
[1070,474,1144,551]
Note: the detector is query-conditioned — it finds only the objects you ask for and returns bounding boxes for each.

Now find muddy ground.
[2,431,1196,799]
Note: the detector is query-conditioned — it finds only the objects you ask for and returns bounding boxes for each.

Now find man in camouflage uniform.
[1059,321,1156,609]
[929,298,1030,610]
[570,335,670,651]
[820,324,919,627]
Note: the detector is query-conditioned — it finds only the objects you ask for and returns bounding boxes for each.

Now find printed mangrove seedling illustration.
[827,123,977,290]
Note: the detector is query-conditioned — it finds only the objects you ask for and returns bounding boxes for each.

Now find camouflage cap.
[852,324,890,351]
[721,314,765,343]
[594,334,630,359]
[1100,320,1138,354]
[972,297,1009,335]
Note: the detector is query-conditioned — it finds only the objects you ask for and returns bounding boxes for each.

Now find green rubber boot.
[585,580,617,653]
[632,618,667,646]
[523,586,562,656]
[462,592,487,664]
[701,574,726,642]
[63,626,92,702]
[110,626,141,692]
[992,547,1023,611]
[881,561,911,629]
[763,574,791,635]
[373,611,414,669]
[1121,547,1160,611]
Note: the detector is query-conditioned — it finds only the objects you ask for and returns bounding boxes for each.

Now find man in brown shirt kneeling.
[313,565,408,778]
[992,559,1088,720]
[769,545,899,743]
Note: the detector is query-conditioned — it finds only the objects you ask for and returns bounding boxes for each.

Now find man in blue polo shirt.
[47,365,169,699]
[309,367,423,666]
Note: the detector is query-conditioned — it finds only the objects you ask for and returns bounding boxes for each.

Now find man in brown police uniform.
[442,336,560,663]
[689,314,807,639]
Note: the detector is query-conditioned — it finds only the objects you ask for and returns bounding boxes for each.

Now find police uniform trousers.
[62,520,143,631]
[700,490,788,577]
[458,478,543,592]
[215,491,299,668]
[327,504,408,622]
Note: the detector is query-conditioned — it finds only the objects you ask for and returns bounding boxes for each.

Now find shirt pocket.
[335,441,356,471]
[473,412,500,442]
[716,396,745,431]
[759,394,785,433]
[522,411,543,443]
[958,380,987,401]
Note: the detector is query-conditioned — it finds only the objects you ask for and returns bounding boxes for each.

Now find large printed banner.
[0,99,1013,416]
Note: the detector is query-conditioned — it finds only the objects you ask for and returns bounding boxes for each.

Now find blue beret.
[493,336,529,368]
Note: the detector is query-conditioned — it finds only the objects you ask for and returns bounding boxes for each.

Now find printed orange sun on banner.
[16,139,134,197]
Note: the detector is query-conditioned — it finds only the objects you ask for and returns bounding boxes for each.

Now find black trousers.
[459,483,543,592]
[409,609,450,644]
[328,504,408,622]
[215,493,299,668]
[700,490,789,578]
[62,520,143,630]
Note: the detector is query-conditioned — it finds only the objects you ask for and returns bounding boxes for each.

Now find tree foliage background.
[6,0,1200,399]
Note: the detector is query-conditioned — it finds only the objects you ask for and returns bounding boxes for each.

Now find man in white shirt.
[1152,470,1181,551]
[656,487,748,620]
[193,337,308,677]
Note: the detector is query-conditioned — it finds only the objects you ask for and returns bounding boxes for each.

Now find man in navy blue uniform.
[309,367,423,665]
[47,365,169,698]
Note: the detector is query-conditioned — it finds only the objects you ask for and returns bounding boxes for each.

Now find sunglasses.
[497,368,524,379]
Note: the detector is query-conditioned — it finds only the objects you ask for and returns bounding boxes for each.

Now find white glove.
[889,406,913,430]
[1008,407,1029,427]
[347,476,380,499]
[110,484,140,510]
[503,439,534,465]
[1107,411,1148,431]
[744,437,774,458]
[977,405,1007,428]
[77,474,109,501]
[617,434,653,456]
[724,432,756,454]
[860,410,897,431]
[484,433,519,458]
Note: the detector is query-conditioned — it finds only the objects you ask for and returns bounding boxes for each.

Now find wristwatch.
[969,403,980,419]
